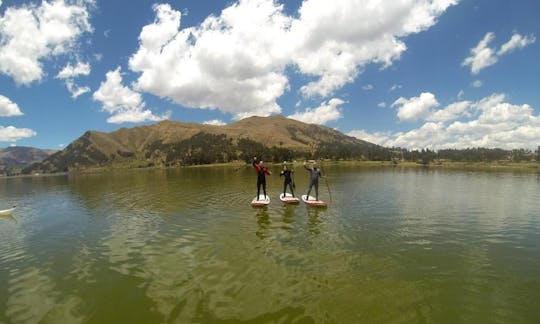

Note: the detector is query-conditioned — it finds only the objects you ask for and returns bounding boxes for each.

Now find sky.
[0,0,539,151]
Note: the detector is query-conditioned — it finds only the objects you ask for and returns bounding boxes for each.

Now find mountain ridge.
[0,146,56,175]
[23,115,388,174]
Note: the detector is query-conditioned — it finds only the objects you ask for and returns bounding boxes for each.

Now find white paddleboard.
[251,195,270,206]
[0,207,16,215]
[279,193,300,204]
[301,195,327,207]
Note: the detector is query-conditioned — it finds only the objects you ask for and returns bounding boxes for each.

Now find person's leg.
[289,182,295,197]
[283,181,287,196]
[306,182,313,200]
[314,182,319,201]
[257,179,261,200]
[263,180,267,199]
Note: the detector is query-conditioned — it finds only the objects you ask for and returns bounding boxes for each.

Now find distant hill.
[0,146,56,175]
[23,115,390,174]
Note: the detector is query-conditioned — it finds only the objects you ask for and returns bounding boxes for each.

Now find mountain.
[23,115,389,174]
[0,147,56,175]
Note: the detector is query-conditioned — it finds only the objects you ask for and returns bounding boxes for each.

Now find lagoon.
[1,165,540,323]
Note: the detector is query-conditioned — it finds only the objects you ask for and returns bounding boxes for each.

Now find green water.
[1,165,539,323]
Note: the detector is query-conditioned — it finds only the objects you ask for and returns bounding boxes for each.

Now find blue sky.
[0,0,538,150]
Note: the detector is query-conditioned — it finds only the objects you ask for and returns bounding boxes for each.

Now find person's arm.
[252,157,260,171]
[303,162,311,171]
[265,167,272,175]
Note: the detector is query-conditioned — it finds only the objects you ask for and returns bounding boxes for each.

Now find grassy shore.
[18,159,540,176]
[311,160,540,172]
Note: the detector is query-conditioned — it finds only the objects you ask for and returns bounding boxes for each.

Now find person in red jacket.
[252,157,271,200]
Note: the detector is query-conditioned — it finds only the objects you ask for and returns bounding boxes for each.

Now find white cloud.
[378,102,387,108]
[203,119,226,126]
[457,89,465,100]
[347,129,392,146]
[463,32,535,74]
[0,126,36,142]
[93,67,170,124]
[0,0,93,85]
[390,84,403,91]
[56,61,90,79]
[497,33,536,56]
[128,1,456,118]
[462,32,497,74]
[56,61,91,98]
[362,84,374,91]
[428,101,472,122]
[472,80,483,88]
[292,0,457,97]
[392,92,439,122]
[129,2,289,120]
[0,95,23,116]
[350,93,540,150]
[66,80,90,99]
[288,98,344,125]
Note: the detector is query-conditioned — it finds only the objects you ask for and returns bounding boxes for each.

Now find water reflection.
[307,207,323,235]
[254,207,270,239]
[1,167,540,322]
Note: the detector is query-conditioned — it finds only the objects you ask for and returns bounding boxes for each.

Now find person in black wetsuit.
[304,161,321,201]
[252,157,271,200]
[279,163,295,197]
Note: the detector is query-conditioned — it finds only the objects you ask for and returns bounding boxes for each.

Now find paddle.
[318,160,332,202]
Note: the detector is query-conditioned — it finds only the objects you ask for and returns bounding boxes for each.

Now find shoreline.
[3,160,540,178]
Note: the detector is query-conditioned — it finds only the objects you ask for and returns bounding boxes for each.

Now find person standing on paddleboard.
[280,163,295,197]
[253,157,271,200]
[303,161,322,201]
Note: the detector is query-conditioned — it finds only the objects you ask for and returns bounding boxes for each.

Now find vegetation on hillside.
[15,116,540,175]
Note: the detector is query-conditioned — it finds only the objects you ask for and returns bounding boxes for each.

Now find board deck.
[251,195,270,206]
[301,195,327,207]
[0,207,15,215]
[279,193,300,204]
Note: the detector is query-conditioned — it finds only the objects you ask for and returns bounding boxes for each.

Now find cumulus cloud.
[463,32,536,74]
[497,33,536,56]
[203,119,226,126]
[56,61,91,98]
[288,98,344,125]
[392,92,439,122]
[0,0,93,85]
[0,95,23,116]
[93,67,170,124]
[428,100,472,122]
[128,0,456,121]
[291,0,457,97]
[0,126,36,142]
[65,80,90,99]
[350,93,540,150]
[129,2,289,120]
[462,32,497,74]
[347,129,392,146]
[56,61,90,79]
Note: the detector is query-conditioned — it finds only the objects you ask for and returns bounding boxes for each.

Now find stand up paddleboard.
[0,206,16,215]
[279,193,300,204]
[301,195,327,207]
[251,195,270,206]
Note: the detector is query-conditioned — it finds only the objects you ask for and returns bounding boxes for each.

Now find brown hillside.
[24,115,383,173]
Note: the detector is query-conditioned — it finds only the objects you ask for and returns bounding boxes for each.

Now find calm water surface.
[1,165,539,323]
